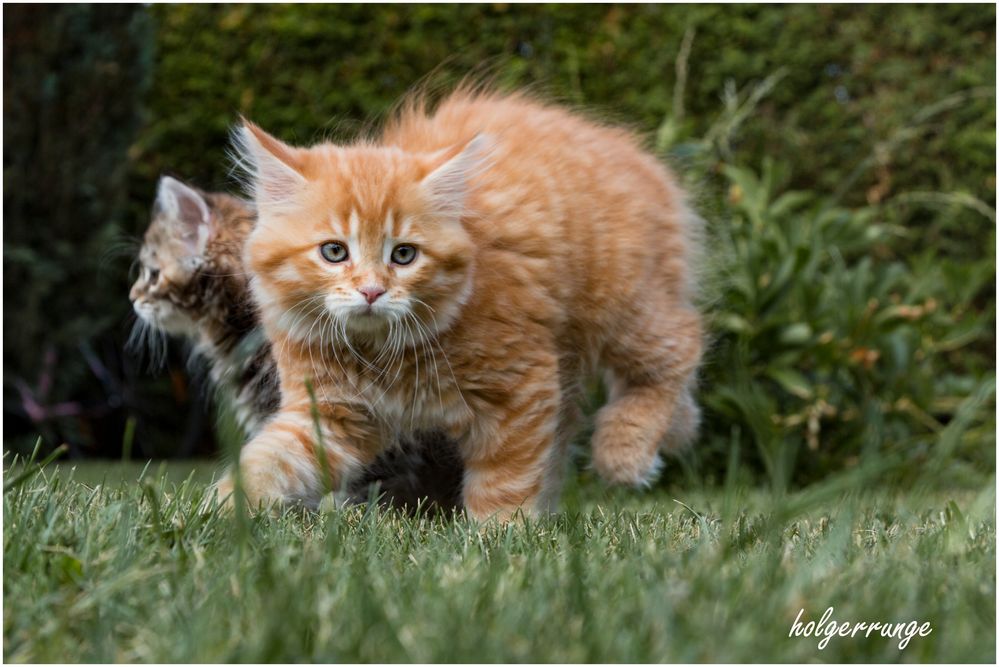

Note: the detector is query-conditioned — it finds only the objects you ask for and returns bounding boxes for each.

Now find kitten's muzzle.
[358,285,386,304]
[132,299,152,320]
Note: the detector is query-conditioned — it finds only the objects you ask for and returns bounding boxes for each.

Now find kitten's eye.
[390,244,418,266]
[148,267,160,282]
[319,242,349,263]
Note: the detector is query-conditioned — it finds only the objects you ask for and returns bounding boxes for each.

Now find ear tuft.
[421,133,494,219]
[229,120,307,212]
[156,175,212,255]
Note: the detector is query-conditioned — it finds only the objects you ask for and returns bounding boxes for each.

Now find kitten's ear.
[231,119,307,212]
[421,133,493,219]
[155,175,212,255]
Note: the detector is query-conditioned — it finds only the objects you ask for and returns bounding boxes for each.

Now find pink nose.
[358,286,386,304]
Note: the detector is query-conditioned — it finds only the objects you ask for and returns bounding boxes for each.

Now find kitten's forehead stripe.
[399,216,414,238]
[357,209,385,255]
[329,213,346,238]
[384,210,395,239]
[347,209,360,239]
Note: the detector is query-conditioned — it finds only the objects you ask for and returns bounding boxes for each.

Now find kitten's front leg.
[227,404,375,510]
[459,361,565,521]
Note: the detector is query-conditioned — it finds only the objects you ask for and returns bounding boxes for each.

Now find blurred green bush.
[131,5,995,220]
[3,5,162,457]
[4,5,995,487]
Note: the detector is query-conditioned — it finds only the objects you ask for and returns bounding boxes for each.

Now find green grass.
[4,461,994,662]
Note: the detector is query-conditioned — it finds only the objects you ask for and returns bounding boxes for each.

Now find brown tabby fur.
[225,89,704,520]
[129,177,462,511]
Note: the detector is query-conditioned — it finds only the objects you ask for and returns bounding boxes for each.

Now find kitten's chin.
[343,313,388,334]
[338,307,393,335]
[134,301,195,337]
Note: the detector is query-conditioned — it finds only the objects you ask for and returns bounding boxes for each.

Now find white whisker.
[412,309,471,417]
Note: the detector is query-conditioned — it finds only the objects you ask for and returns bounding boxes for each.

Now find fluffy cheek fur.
[245,227,331,344]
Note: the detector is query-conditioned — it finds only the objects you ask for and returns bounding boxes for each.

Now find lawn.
[4,461,994,662]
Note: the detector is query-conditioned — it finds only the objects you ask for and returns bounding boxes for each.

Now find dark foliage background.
[3,4,995,488]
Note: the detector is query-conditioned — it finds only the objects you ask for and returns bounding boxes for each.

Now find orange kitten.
[224,90,704,519]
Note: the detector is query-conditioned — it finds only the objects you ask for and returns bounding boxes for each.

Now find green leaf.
[779,323,813,346]
[714,313,753,335]
[766,367,814,400]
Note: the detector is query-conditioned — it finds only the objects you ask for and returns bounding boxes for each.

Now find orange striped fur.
[223,90,704,519]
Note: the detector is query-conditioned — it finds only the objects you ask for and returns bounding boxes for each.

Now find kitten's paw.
[591,440,663,488]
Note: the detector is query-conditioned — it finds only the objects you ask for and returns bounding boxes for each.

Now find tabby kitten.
[130,176,462,510]
[227,90,704,519]
[129,175,279,434]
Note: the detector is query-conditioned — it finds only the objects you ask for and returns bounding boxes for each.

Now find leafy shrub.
[657,64,995,488]
[695,159,994,488]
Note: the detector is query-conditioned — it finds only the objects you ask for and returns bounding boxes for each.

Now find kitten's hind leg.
[591,306,702,486]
